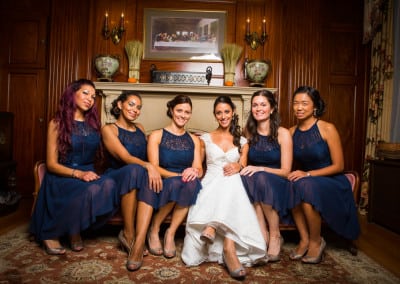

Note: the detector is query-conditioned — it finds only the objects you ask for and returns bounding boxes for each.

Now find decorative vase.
[245,59,271,87]
[94,55,120,82]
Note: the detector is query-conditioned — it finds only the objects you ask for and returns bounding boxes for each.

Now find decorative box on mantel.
[95,82,277,133]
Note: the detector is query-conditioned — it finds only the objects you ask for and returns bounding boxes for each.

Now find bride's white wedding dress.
[181,133,266,267]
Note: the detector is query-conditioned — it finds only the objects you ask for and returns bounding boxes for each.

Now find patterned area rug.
[0,225,398,284]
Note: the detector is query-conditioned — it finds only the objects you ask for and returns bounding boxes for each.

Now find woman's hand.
[287,170,310,182]
[145,163,163,193]
[223,162,240,176]
[74,170,100,182]
[181,167,199,182]
[240,165,264,176]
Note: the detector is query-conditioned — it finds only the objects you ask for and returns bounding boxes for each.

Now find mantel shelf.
[95,82,277,96]
[95,82,278,133]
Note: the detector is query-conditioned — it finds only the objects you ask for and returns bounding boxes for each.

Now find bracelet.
[306,172,311,177]
[71,169,76,178]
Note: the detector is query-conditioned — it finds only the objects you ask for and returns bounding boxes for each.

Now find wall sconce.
[102,12,125,45]
[245,18,268,50]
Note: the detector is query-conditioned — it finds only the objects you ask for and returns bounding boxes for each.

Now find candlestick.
[104,12,109,31]
[102,11,126,45]
[262,18,266,35]
[120,13,125,30]
[244,17,268,50]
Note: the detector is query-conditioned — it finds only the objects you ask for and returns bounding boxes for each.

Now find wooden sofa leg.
[348,240,358,256]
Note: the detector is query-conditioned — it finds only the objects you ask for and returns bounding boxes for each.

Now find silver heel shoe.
[222,253,246,280]
[118,230,134,254]
[289,247,308,260]
[301,237,326,264]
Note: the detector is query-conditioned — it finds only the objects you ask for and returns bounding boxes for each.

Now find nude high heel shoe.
[163,229,176,259]
[267,236,284,262]
[200,226,216,244]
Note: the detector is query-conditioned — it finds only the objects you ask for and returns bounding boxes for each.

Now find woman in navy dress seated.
[30,79,118,255]
[287,86,360,264]
[102,91,162,271]
[147,95,203,259]
[240,90,293,262]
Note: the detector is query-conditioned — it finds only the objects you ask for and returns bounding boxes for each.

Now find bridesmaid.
[288,86,360,264]
[102,91,162,271]
[241,89,293,262]
[146,95,203,259]
[30,79,118,254]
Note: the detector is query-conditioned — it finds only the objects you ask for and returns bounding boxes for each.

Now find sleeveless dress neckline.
[114,122,137,133]
[163,128,187,137]
[296,119,319,133]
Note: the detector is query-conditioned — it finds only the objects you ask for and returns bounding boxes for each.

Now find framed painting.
[143,9,226,61]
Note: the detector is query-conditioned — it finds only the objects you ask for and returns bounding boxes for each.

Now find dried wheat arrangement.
[220,44,243,85]
[125,40,143,82]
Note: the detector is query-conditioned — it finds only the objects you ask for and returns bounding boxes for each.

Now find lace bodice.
[159,129,194,172]
[293,122,332,170]
[109,125,147,169]
[248,134,281,168]
[64,121,100,167]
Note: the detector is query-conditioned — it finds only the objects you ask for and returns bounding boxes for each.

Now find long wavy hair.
[213,95,242,150]
[293,85,326,118]
[54,79,100,161]
[244,89,281,146]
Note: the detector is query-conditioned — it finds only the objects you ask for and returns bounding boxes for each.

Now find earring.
[313,109,317,116]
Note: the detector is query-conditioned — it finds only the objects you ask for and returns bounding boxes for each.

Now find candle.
[246,18,250,35]
[104,12,109,30]
[120,13,125,30]
[262,18,266,35]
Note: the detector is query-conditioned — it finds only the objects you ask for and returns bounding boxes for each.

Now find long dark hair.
[293,86,326,117]
[110,91,142,119]
[166,95,192,118]
[213,95,242,150]
[54,79,100,161]
[244,89,281,146]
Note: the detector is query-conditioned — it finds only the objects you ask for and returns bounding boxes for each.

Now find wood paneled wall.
[0,0,368,196]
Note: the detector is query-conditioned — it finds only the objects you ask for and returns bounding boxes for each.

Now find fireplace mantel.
[95,82,277,133]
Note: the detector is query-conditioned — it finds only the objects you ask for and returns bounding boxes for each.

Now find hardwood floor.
[1,197,399,279]
[355,214,400,278]
[0,197,32,235]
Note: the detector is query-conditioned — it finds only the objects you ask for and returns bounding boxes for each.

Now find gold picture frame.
[143,8,226,61]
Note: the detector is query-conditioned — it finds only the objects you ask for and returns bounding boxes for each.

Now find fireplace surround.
[95,82,277,133]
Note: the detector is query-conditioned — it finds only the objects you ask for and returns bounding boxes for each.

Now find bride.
[181,96,266,280]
